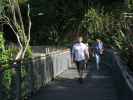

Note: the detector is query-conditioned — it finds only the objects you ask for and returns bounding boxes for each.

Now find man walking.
[93,38,104,71]
[72,36,89,83]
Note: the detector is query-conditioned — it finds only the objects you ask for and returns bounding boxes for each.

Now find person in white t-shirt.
[72,36,89,83]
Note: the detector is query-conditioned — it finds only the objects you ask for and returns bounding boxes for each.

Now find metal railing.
[103,49,133,100]
[0,49,71,100]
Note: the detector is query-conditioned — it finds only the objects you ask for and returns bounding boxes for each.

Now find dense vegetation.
[28,0,133,70]
[29,0,125,45]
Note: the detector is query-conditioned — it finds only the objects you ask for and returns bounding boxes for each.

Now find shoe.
[78,78,83,84]
[97,64,100,71]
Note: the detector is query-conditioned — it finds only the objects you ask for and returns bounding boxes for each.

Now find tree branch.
[22,4,31,58]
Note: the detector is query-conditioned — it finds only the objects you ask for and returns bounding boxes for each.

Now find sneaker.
[97,64,100,71]
[78,78,83,84]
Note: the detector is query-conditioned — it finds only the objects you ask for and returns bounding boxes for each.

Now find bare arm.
[85,46,90,60]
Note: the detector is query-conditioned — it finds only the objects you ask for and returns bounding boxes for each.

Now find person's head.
[96,38,101,43]
[77,36,83,43]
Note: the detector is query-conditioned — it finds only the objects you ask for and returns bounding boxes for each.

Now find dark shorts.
[75,60,85,71]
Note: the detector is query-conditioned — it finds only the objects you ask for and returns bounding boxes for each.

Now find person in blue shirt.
[93,38,104,71]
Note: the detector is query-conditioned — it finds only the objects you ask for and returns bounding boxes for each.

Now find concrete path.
[31,62,118,100]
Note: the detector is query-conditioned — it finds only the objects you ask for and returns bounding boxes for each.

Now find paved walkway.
[32,62,118,100]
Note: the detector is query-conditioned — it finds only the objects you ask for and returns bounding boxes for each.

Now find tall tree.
[0,0,31,61]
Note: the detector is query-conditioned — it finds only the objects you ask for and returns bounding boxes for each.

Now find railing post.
[27,59,34,99]
[0,67,4,100]
[12,60,22,100]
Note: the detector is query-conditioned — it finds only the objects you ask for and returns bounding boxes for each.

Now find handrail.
[0,49,71,100]
[103,49,133,100]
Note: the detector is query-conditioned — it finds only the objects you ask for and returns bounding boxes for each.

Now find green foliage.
[128,0,133,9]
[80,4,133,70]
[0,32,5,50]
[1,69,13,100]
[25,47,32,58]
[0,0,6,16]
[26,0,126,45]
[0,32,12,100]
[81,7,116,47]
[18,0,29,4]
[0,32,9,65]
[0,32,14,65]
[113,30,126,49]
[0,1,32,99]
[29,0,87,45]
[107,14,133,70]
[82,8,104,33]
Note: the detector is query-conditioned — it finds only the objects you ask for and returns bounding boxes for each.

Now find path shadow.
[31,61,118,100]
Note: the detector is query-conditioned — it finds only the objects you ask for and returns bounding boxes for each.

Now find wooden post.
[12,60,22,100]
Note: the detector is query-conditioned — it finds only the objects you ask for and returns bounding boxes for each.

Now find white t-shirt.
[72,42,88,61]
